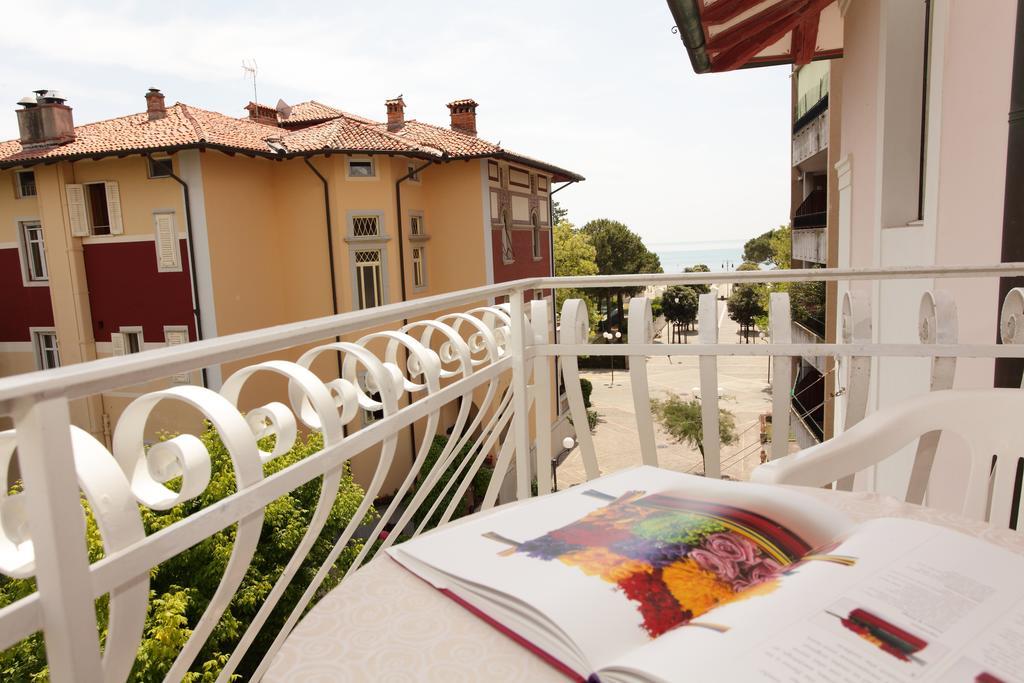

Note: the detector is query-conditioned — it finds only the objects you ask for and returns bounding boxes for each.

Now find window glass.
[126,331,142,354]
[22,222,47,281]
[148,156,173,178]
[348,159,374,177]
[410,215,423,235]
[502,213,514,263]
[17,171,36,197]
[412,247,425,287]
[355,249,383,308]
[352,215,380,237]
[87,183,111,235]
[34,331,59,369]
[532,214,541,259]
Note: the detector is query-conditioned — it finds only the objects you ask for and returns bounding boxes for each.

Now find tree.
[0,427,378,681]
[553,220,601,331]
[582,219,663,331]
[683,264,711,296]
[660,286,698,340]
[742,226,790,267]
[552,199,569,224]
[651,393,737,474]
[728,284,767,343]
[736,261,761,271]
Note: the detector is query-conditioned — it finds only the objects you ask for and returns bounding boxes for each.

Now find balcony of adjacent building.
[1,264,1024,681]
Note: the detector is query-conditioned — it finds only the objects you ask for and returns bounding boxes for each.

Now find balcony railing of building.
[3,264,1024,681]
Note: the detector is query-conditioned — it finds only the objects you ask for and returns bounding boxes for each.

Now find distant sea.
[650,239,746,274]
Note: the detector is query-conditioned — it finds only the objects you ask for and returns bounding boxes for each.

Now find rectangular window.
[354,249,384,309]
[347,158,375,178]
[87,182,111,235]
[112,328,144,356]
[148,156,173,178]
[16,171,36,198]
[538,175,548,192]
[20,221,47,282]
[33,330,59,370]
[412,247,425,288]
[409,215,423,236]
[164,326,190,384]
[153,212,181,271]
[351,215,381,238]
[407,163,420,182]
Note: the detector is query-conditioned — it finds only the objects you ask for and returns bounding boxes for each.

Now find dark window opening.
[17,171,36,197]
[148,156,173,178]
[87,183,111,235]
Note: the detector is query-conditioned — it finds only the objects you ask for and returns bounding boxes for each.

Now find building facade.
[0,89,581,453]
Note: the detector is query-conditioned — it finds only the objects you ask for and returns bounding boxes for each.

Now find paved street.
[555,293,777,488]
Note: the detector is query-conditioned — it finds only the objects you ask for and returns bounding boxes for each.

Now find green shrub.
[410,435,493,531]
[580,378,593,408]
[0,426,377,682]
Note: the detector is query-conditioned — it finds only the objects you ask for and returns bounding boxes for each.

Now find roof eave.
[666,0,712,74]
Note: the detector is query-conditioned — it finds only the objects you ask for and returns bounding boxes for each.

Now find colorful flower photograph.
[485,489,812,637]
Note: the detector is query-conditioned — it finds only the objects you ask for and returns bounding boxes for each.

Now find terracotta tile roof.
[278,100,345,125]
[280,116,431,155]
[0,98,583,180]
[0,103,281,164]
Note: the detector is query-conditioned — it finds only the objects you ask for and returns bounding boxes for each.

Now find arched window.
[501,211,514,263]
[531,212,541,259]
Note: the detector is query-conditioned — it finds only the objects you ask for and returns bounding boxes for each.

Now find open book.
[388,466,1024,683]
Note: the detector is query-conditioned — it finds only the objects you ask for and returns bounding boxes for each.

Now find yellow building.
[0,88,582,455]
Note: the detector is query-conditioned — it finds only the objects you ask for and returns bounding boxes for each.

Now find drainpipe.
[549,180,578,412]
[996,2,1024,390]
[303,156,344,380]
[156,154,208,388]
[395,159,436,467]
[396,160,436,306]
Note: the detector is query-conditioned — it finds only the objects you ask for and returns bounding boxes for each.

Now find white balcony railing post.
[509,290,532,499]
[530,299,554,495]
[627,297,658,466]
[14,396,104,682]
[769,293,793,461]
[698,293,721,478]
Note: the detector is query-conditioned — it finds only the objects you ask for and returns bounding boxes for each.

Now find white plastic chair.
[751,389,1024,529]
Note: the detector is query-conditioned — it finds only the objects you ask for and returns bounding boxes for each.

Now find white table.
[264,487,1024,682]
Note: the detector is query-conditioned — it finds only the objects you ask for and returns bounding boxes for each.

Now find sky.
[0,0,792,249]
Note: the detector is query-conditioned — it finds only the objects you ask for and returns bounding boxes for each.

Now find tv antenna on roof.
[242,59,259,105]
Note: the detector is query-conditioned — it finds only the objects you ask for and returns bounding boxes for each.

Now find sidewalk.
[555,293,773,489]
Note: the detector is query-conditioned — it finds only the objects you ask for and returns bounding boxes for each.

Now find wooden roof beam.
[713,0,834,71]
[792,11,820,66]
[702,0,771,25]
[706,0,806,52]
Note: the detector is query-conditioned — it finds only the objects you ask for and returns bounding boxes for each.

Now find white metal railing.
[3,264,1024,681]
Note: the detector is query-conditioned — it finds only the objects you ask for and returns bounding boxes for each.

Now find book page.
[389,466,852,675]
[605,518,1024,683]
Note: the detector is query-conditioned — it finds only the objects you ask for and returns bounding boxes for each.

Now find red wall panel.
[0,247,54,341]
[491,228,552,283]
[83,240,195,342]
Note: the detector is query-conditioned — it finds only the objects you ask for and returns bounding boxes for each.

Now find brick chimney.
[244,102,278,127]
[16,90,75,148]
[145,88,167,120]
[447,99,478,136]
[386,96,405,131]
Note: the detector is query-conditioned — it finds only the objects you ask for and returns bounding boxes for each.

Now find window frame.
[153,210,182,272]
[411,245,426,289]
[408,212,427,239]
[347,211,386,241]
[531,212,542,260]
[114,326,145,356]
[346,157,377,180]
[84,181,112,235]
[31,327,60,370]
[147,155,173,179]
[351,248,387,310]
[406,163,421,183]
[17,219,48,285]
[15,171,36,198]
[501,210,515,264]
[163,325,191,384]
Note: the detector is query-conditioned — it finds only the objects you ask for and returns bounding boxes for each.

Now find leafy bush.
[0,426,377,682]
[586,409,600,431]
[580,378,593,409]
[410,435,493,531]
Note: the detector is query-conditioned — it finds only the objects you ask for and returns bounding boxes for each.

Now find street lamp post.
[603,330,622,387]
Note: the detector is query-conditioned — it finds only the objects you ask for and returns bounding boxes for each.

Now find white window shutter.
[105,181,124,234]
[165,328,190,383]
[111,332,126,357]
[154,213,180,271]
[66,184,89,236]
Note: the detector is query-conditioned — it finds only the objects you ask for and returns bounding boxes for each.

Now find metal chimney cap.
[34,90,67,103]
[17,96,38,108]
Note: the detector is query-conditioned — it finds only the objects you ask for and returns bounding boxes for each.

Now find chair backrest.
[751,389,1024,529]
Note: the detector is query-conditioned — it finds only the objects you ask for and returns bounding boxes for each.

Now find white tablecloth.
[264,487,1024,682]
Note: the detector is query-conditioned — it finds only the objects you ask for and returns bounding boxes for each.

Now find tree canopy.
[553,220,601,330]
[660,286,699,328]
[581,218,662,332]
[742,226,790,267]
[728,284,766,342]
[650,393,737,473]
